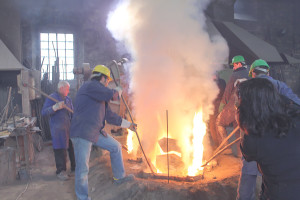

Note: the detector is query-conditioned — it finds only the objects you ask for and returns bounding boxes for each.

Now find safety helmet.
[92,65,112,81]
[230,55,245,65]
[249,59,270,77]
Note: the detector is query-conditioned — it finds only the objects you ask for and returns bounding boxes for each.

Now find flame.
[126,110,206,177]
[158,145,182,157]
[127,129,134,154]
[188,111,206,176]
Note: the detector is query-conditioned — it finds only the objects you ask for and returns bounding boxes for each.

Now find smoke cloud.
[107,0,228,164]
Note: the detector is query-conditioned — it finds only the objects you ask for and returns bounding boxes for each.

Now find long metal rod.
[22,83,73,113]
[108,60,155,174]
[166,110,169,183]
[213,126,239,154]
[201,137,241,167]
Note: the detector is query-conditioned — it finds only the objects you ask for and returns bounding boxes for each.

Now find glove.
[114,86,123,97]
[52,101,65,111]
[129,123,137,132]
[121,119,137,132]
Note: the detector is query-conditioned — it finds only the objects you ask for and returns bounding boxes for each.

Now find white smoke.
[107,0,228,160]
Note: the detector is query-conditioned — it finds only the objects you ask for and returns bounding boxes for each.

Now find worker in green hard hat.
[215,55,249,154]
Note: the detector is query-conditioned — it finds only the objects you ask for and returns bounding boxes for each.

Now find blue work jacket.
[41,92,73,149]
[70,80,122,143]
[258,75,300,106]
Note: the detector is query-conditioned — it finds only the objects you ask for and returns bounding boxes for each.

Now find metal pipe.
[108,59,155,174]
[213,126,239,154]
[166,110,169,183]
[201,137,242,167]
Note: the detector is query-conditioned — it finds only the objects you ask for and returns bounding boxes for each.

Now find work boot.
[57,171,69,181]
[113,174,135,185]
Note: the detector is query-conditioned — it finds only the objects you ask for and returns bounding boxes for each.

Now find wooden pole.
[23,83,73,113]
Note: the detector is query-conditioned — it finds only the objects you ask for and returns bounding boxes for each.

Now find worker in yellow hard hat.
[70,64,137,200]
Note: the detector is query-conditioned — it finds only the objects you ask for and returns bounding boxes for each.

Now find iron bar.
[166,110,169,183]
[213,127,239,154]
[201,137,242,167]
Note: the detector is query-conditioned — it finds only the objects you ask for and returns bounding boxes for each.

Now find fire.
[188,111,206,176]
[126,109,207,177]
[127,129,134,154]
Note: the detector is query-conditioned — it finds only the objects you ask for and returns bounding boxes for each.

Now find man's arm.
[277,81,300,106]
[85,82,115,102]
[105,104,122,126]
[41,94,58,116]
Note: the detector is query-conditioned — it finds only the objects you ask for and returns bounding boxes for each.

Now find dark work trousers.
[53,139,76,174]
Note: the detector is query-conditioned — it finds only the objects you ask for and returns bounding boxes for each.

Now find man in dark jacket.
[41,81,75,181]
[70,65,137,200]
[216,55,249,152]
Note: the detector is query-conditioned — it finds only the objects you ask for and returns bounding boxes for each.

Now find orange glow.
[158,145,182,157]
[127,129,134,154]
[126,110,207,177]
[188,111,206,176]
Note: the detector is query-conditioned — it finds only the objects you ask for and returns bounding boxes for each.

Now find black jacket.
[241,115,300,200]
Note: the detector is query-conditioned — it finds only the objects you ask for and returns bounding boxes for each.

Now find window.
[234,0,257,21]
[40,33,74,80]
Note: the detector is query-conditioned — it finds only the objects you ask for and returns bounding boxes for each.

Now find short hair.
[253,65,269,76]
[57,81,70,89]
[90,71,107,81]
[236,78,295,137]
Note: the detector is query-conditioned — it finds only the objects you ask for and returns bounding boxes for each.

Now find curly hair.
[236,78,297,137]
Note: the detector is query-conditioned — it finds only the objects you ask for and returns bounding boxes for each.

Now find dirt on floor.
[0,138,244,200]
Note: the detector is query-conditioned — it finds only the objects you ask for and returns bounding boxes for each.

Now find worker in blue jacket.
[41,81,75,181]
[236,59,300,200]
[70,65,137,200]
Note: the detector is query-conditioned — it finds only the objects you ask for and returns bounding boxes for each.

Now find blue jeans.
[71,134,125,200]
[236,158,261,200]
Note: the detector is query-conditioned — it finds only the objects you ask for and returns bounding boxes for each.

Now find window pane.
[59,50,65,58]
[49,33,56,42]
[57,42,65,50]
[50,57,56,66]
[66,72,74,80]
[66,34,73,41]
[66,42,73,49]
[41,49,48,57]
[40,41,48,49]
[66,50,73,57]
[66,58,74,65]
[40,33,48,41]
[57,34,65,41]
[49,50,56,58]
[66,65,74,73]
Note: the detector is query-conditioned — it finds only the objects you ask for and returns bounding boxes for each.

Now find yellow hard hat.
[92,65,112,81]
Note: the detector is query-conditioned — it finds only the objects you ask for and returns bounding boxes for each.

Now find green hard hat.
[249,59,270,77]
[230,55,245,65]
